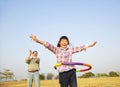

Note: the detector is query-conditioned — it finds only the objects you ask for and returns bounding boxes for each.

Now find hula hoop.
[54,62,92,72]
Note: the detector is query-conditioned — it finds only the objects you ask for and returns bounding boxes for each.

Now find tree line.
[0,69,120,82]
[39,71,120,80]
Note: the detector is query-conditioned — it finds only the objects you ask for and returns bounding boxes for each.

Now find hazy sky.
[0,0,120,80]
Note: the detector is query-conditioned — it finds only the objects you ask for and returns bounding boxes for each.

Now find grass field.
[0,77,120,87]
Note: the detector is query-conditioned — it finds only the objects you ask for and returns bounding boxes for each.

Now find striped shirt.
[44,42,86,73]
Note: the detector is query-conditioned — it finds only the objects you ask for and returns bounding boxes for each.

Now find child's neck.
[60,47,67,50]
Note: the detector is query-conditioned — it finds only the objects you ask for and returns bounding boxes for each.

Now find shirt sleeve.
[44,42,57,54]
[71,45,86,54]
[25,59,30,64]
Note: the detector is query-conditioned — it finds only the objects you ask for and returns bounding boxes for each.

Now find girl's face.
[59,39,68,48]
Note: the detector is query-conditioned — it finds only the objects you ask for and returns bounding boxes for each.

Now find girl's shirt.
[44,42,86,73]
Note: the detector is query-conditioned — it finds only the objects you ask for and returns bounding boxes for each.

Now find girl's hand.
[86,41,97,48]
[29,34,45,45]
[29,34,38,42]
[91,41,97,47]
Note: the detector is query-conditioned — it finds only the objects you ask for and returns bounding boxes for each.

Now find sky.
[0,0,120,80]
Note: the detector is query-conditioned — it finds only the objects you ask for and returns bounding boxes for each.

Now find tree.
[109,71,119,77]
[79,72,95,78]
[46,73,54,80]
[96,73,109,77]
[0,69,14,81]
[54,75,59,80]
[39,73,45,80]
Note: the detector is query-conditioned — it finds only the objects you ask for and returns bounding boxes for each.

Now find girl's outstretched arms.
[29,34,45,45]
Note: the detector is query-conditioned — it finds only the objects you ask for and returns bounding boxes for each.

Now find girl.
[29,35,97,87]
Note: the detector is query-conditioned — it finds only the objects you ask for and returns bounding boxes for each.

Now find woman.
[25,50,40,87]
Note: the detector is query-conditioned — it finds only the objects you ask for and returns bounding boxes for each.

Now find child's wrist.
[85,44,89,48]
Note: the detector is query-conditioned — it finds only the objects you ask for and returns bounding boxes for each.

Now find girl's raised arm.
[29,34,57,54]
[29,34,45,46]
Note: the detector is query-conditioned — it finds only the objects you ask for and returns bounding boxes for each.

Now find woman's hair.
[57,36,69,47]
[33,51,38,54]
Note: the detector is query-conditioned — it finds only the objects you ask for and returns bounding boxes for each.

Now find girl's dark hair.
[57,36,69,47]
